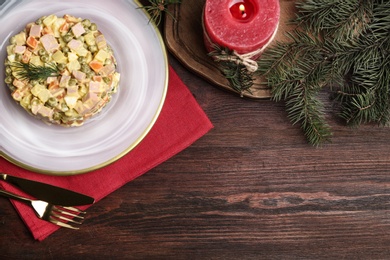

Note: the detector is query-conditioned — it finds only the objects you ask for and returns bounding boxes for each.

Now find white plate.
[0,0,168,175]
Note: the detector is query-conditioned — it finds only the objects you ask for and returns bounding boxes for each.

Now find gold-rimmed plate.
[0,0,168,175]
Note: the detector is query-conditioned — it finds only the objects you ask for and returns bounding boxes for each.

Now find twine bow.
[213,49,262,73]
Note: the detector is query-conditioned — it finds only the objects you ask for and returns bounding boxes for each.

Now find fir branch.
[139,0,181,26]
[11,62,59,82]
[209,45,254,96]
[257,0,390,146]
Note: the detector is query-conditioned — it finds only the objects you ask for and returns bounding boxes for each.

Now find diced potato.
[20,94,33,109]
[67,60,81,72]
[7,54,15,63]
[76,47,88,57]
[14,32,26,46]
[84,32,95,46]
[94,50,108,62]
[7,45,15,55]
[67,52,78,62]
[52,18,66,38]
[29,55,43,66]
[64,96,79,109]
[37,89,51,103]
[52,50,67,63]
[30,84,45,96]
[43,15,57,27]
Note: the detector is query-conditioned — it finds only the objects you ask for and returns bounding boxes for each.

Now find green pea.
[57,63,66,71]
[69,79,77,86]
[5,66,12,75]
[86,72,95,79]
[103,77,110,84]
[62,47,70,53]
[53,112,61,121]
[15,54,22,62]
[31,99,40,106]
[82,19,91,27]
[104,58,112,65]
[78,56,86,63]
[41,55,49,62]
[89,23,97,31]
[46,97,58,107]
[38,49,47,56]
[5,76,13,84]
[30,80,38,86]
[63,35,73,43]
[35,16,45,25]
[61,103,69,112]
[81,64,91,73]
[88,45,97,53]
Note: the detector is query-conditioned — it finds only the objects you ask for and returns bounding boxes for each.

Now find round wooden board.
[163,0,298,99]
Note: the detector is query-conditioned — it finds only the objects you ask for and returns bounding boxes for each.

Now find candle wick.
[239,4,246,17]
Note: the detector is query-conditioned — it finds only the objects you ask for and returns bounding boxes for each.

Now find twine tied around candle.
[213,49,261,73]
[203,19,279,73]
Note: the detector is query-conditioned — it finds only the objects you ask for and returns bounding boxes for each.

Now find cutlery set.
[0,173,94,230]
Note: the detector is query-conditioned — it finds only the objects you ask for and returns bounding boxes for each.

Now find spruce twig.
[257,0,390,146]
[209,45,254,96]
[139,0,181,26]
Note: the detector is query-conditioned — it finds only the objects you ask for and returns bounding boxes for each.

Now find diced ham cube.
[37,106,54,119]
[95,34,107,49]
[71,22,86,38]
[29,24,42,38]
[99,64,115,77]
[66,85,79,96]
[13,79,26,89]
[89,80,101,93]
[59,75,71,87]
[40,34,59,53]
[67,39,82,50]
[22,49,32,63]
[14,45,26,54]
[72,70,86,82]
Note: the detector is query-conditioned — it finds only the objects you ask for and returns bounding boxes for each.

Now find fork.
[0,189,85,229]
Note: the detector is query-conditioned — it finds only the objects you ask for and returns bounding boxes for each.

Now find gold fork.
[0,189,85,229]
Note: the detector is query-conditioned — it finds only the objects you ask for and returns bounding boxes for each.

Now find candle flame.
[239,4,245,14]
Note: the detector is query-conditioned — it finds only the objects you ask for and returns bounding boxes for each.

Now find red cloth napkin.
[0,66,213,241]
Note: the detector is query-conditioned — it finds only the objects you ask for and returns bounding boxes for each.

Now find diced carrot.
[26,36,38,49]
[22,49,32,63]
[89,60,103,73]
[42,26,54,35]
[59,22,70,33]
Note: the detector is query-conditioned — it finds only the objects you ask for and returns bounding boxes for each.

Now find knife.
[0,173,95,206]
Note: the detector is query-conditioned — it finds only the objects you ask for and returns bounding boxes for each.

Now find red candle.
[203,0,280,56]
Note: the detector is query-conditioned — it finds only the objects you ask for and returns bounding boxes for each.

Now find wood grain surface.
[1,54,389,260]
[1,1,390,259]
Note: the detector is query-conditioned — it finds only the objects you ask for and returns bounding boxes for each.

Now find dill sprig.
[11,62,59,82]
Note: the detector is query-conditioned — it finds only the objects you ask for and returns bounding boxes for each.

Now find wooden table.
[1,4,390,259]
[1,53,390,259]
